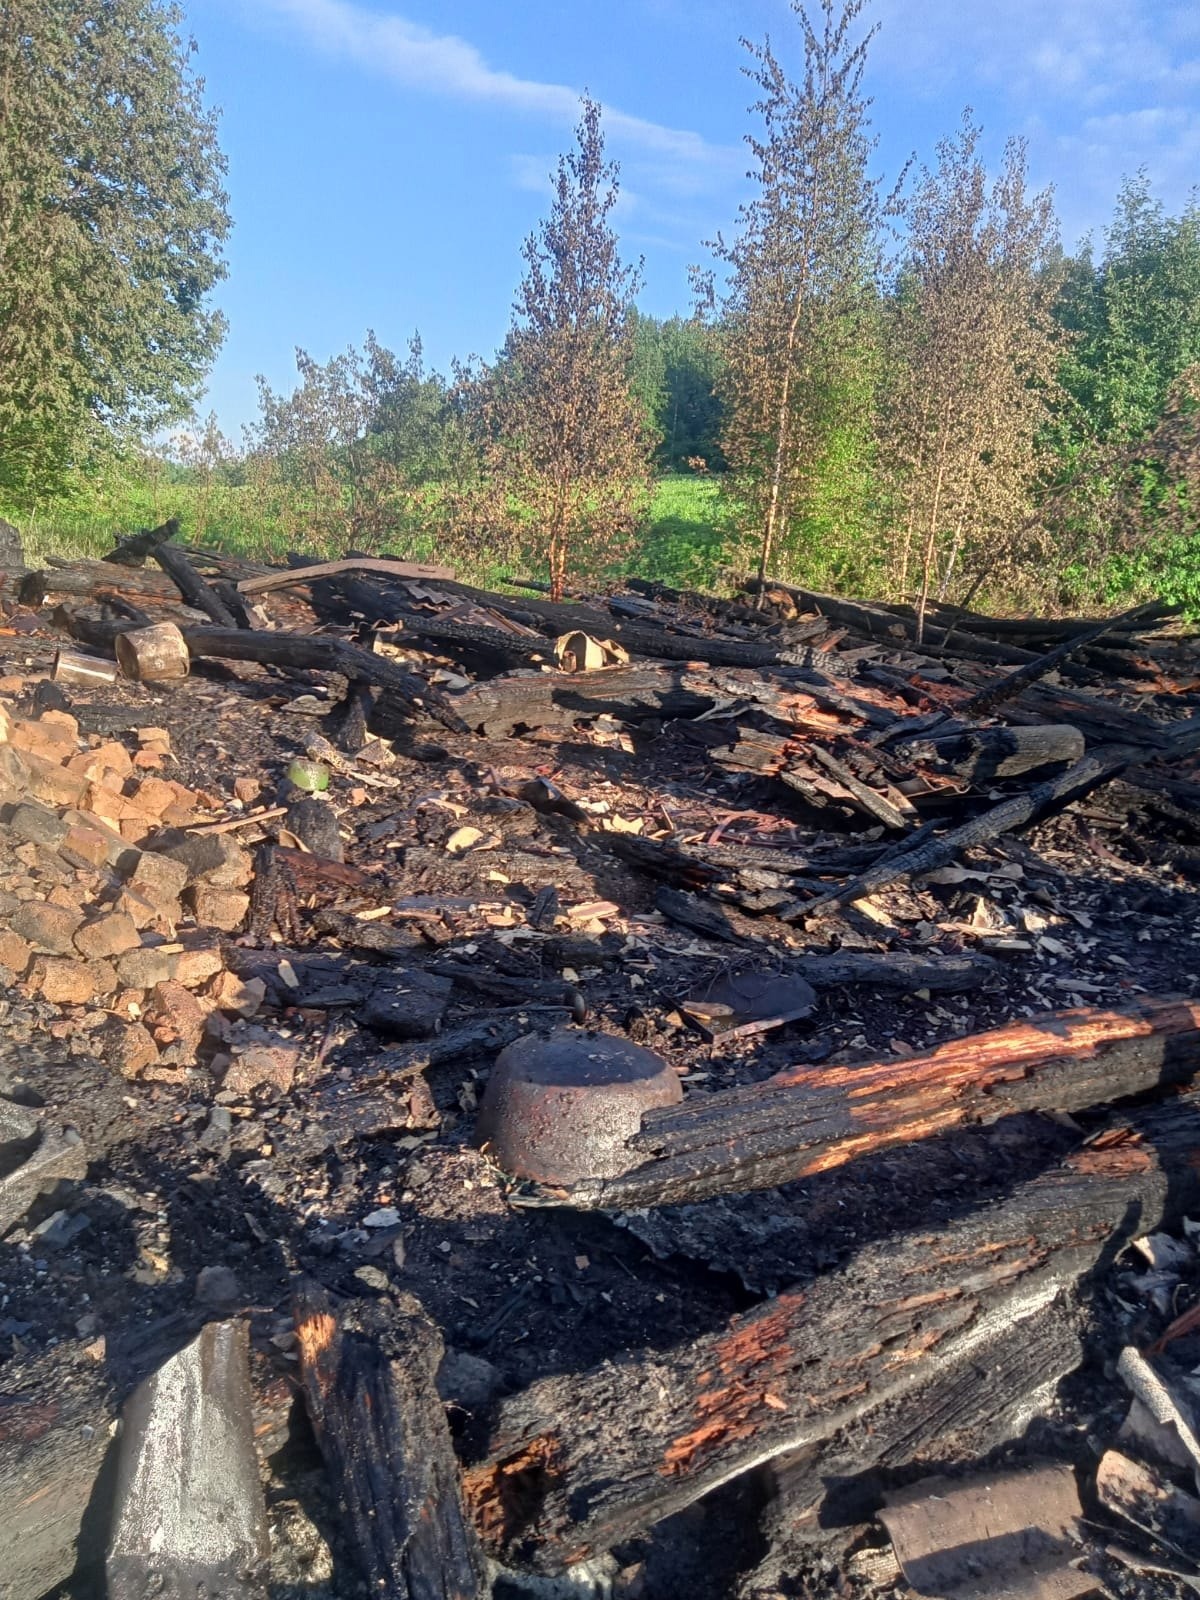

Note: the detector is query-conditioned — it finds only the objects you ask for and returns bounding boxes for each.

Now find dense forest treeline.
[2,1,1198,613]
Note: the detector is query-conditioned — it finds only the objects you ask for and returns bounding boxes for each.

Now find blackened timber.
[58,615,471,735]
[153,539,240,628]
[466,1092,1200,1568]
[295,1286,487,1599]
[101,517,181,568]
[539,997,1200,1211]
[957,601,1164,717]
[890,723,1086,782]
[20,560,185,609]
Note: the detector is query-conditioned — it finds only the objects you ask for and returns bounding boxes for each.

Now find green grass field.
[4,470,733,591]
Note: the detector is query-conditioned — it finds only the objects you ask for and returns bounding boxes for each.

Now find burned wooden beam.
[19,559,186,609]
[152,540,240,629]
[534,997,1200,1211]
[888,722,1086,782]
[0,1343,115,1600]
[957,601,1164,717]
[101,517,181,568]
[466,1091,1200,1569]
[57,613,470,735]
[294,1285,487,1600]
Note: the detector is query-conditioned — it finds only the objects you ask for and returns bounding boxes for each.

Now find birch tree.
[485,99,653,599]
[881,115,1063,630]
[710,0,883,590]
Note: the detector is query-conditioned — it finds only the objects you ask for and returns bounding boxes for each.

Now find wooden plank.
[237,557,455,594]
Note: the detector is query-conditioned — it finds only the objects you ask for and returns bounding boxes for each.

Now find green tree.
[482,98,654,599]
[1058,175,1200,443]
[630,311,726,471]
[707,0,884,589]
[0,1,230,501]
[880,116,1064,627]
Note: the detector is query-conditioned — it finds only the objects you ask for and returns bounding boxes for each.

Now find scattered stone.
[114,946,179,990]
[6,801,69,848]
[360,969,452,1040]
[127,851,189,909]
[175,932,224,988]
[436,1348,503,1410]
[0,930,33,976]
[233,776,261,805]
[31,1208,91,1249]
[206,972,265,1018]
[61,823,117,870]
[143,981,208,1054]
[31,957,97,1006]
[113,888,170,932]
[353,1265,389,1292]
[16,749,89,809]
[13,901,85,955]
[73,912,140,962]
[163,833,252,889]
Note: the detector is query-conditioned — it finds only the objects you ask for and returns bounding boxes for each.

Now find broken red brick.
[143,980,208,1054]
[186,884,250,933]
[12,901,84,954]
[31,957,97,1005]
[103,1019,160,1079]
[206,972,265,1018]
[0,930,33,975]
[222,1041,299,1096]
[73,912,141,962]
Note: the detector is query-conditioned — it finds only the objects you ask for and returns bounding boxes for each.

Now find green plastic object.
[286,757,329,793]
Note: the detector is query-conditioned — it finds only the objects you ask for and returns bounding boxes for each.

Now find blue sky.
[182,0,1200,435]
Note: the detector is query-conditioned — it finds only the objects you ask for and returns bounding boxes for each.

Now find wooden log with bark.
[19,559,188,609]
[58,613,470,736]
[888,722,1086,781]
[294,1285,487,1600]
[466,1090,1200,1569]
[529,996,1200,1211]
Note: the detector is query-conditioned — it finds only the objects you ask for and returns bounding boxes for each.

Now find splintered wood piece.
[546,997,1200,1210]
[101,517,181,568]
[466,1094,1200,1570]
[0,1343,115,1600]
[236,557,455,593]
[294,1286,486,1600]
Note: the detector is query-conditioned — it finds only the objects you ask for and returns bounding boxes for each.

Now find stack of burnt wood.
[6,519,1200,1598]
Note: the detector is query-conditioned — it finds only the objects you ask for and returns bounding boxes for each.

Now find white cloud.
[253,0,737,171]
[870,0,1200,243]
